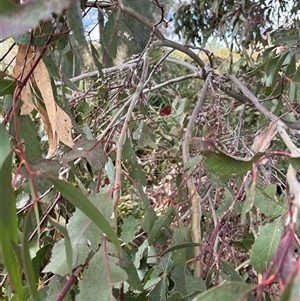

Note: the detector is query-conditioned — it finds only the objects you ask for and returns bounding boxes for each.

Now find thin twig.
[112,45,153,209]
[182,72,212,277]
[229,75,279,122]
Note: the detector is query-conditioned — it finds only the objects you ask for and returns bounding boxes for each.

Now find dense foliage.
[1,0,300,300]
[175,0,300,47]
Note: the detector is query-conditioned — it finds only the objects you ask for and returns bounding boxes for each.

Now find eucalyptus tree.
[1,1,300,301]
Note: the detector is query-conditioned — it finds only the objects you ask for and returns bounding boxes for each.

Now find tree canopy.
[175,0,300,47]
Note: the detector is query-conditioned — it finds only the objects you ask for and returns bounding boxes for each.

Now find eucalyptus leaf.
[121,216,140,244]
[77,246,127,301]
[0,78,16,96]
[191,282,254,301]
[46,179,121,261]
[0,151,23,300]
[121,251,144,291]
[250,218,284,274]
[148,207,176,244]
[171,264,206,296]
[61,139,106,171]
[0,0,70,41]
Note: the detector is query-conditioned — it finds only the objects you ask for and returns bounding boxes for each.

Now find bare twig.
[154,39,206,74]
[221,76,300,130]
[182,72,212,277]
[165,57,198,72]
[143,73,197,93]
[112,44,153,209]
[277,123,300,157]
[229,75,279,122]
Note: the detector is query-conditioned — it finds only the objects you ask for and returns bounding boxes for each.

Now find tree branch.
[223,76,300,130]
[229,75,280,122]
[182,72,212,278]
[112,44,153,209]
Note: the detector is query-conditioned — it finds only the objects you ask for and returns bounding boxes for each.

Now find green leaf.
[191,282,253,301]
[13,20,55,47]
[46,276,72,301]
[254,188,286,218]
[0,0,70,41]
[168,291,185,301]
[171,264,206,296]
[123,138,139,163]
[123,139,147,186]
[265,52,289,87]
[121,216,140,244]
[15,115,42,159]
[148,207,176,244]
[171,226,194,266]
[61,139,106,172]
[10,287,30,301]
[285,53,296,78]
[43,186,116,275]
[0,125,23,300]
[90,42,103,76]
[133,121,157,150]
[18,159,60,195]
[112,290,149,301]
[216,185,242,217]
[194,138,261,179]
[48,178,121,254]
[289,82,296,103]
[77,245,127,301]
[183,156,202,170]
[16,192,30,209]
[176,98,190,115]
[241,183,256,223]
[148,278,168,301]
[232,233,255,252]
[250,218,284,274]
[22,215,41,301]
[121,251,143,291]
[48,218,73,276]
[103,16,119,60]
[161,242,201,256]
[220,261,243,282]
[31,244,52,282]
[288,156,300,172]
[288,66,300,104]
[42,54,79,91]
[0,123,11,161]
[129,163,147,186]
[105,157,115,186]
[232,22,239,37]
[272,35,300,46]
[56,33,69,51]
[0,78,16,96]
[204,151,259,179]
[27,287,48,301]
[133,240,149,269]
[66,0,91,69]
[136,183,152,208]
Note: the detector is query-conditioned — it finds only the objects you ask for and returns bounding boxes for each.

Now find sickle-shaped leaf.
[0,125,23,300]
[48,178,121,254]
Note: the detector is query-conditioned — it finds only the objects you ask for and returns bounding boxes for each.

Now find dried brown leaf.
[37,102,58,158]
[54,105,74,148]
[12,45,35,115]
[33,57,74,149]
[253,121,278,153]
